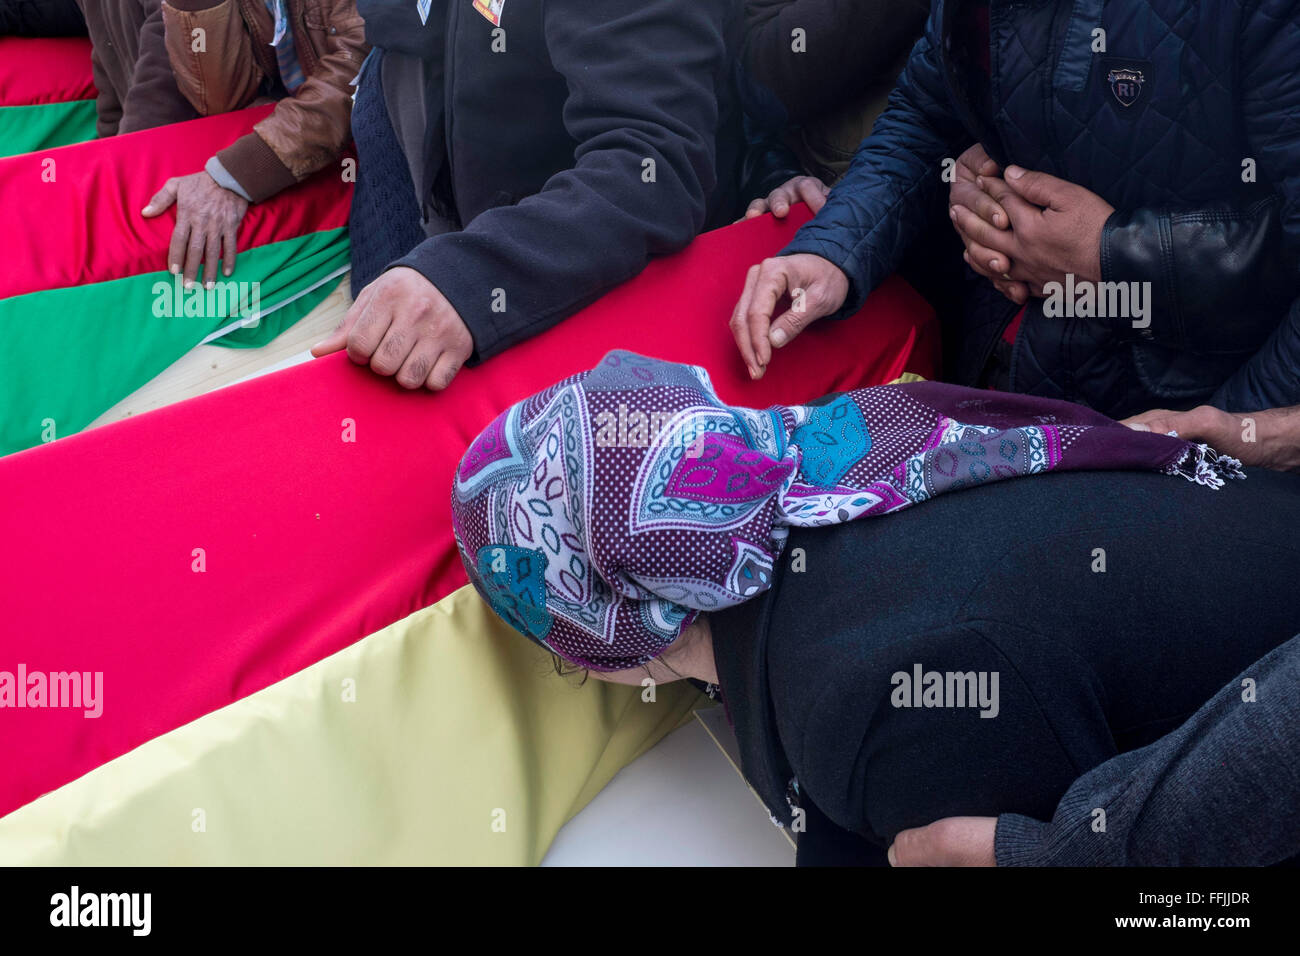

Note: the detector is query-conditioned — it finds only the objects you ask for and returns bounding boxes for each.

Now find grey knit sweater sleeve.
[995,634,1300,867]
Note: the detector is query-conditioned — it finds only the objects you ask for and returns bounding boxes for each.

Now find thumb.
[1003,166,1073,211]
[889,817,998,867]
[142,179,179,217]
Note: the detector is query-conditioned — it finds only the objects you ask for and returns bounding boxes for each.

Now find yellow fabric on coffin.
[0,586,703,865]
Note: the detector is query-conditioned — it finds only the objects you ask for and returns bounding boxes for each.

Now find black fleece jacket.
[360,0,743,361]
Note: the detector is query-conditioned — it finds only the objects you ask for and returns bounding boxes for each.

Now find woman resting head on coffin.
[451,351,1300,865]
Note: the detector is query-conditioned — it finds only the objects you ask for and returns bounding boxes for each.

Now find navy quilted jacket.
[783,0,1300,416]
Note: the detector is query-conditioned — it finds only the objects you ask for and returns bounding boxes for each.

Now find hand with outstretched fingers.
[143,170,249,288]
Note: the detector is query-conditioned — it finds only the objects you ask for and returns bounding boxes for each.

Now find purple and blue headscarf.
[451,351,1242,671]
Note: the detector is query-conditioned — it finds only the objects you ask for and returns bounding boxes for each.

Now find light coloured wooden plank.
[87,276,352,430]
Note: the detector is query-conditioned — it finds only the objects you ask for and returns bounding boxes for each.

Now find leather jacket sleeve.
[1099,196,1293,353]
[1209,0,1300,411]
[227,0,368,200]
[162,0,368,203]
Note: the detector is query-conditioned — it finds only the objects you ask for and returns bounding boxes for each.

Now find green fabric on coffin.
[0,228,350,457]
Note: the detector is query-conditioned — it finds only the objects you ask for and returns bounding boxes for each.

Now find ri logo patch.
[1102,58,1152,110]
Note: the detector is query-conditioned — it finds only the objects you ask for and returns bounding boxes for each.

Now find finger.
[166,218,190,278]
[767,305,807,350]
[993,278,1030,305]
[888,817,997,867]
[222,222,239,277]
[743,198,768,220]
[347,291,395,365]
[949,178,986,212]
[202,229,221,289]
[395,339,441,390]
[366,316,410,374]
[311,301,362,357]
[142,179,179,218]
[768,182,799,217]
[960,238,1010,279]
[795,177,830,214]
[182,224,206,287]
[730,265,764,378]
[426,347,465,391]
[957,142,1000,179]
[1003,166,1075,212]
[970,176,1010,228]
[951,205,1017,259]
[1119,409,1179,433]
[747,261,793,361]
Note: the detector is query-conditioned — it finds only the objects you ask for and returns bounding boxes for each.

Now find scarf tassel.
[1164,443,1246,490]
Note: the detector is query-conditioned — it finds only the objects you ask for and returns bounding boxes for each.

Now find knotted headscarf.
[451,351,1241,670]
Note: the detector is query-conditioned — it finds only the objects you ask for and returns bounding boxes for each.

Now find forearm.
[1217,403,1300,471]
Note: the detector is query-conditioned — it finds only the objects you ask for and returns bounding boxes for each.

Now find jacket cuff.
[164,0,223,10]
[216,132,299,204]
[1100,207,1168,341]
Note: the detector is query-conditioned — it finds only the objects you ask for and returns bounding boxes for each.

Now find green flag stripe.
[0,227,350,457]
[0,99,98,159]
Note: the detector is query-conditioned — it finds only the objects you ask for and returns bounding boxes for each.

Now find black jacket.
[711,467,1300,853]
[782,0,1300,417]
[354,0,743,361]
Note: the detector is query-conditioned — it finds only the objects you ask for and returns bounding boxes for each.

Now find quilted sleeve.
[1211,0,1300,411]
[778,4,969,317]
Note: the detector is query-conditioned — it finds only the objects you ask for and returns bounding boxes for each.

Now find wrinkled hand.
[742,175,831,221]
[142,170,248,287]
[311,266,474,391]
[1122,404,1300,472]
[949,143,1030,305]
[730,253,848,380]
[888,817,997,867]
[950,165,1114,296]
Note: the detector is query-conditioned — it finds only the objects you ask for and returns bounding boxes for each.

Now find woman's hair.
[549,651,589,683]
[547,650,686,685]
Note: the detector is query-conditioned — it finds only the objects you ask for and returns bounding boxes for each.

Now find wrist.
[1238,407,1300,472]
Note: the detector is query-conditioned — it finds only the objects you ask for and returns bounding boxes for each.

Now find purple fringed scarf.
[451,351,1243,670]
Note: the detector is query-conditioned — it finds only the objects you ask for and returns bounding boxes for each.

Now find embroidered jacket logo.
[1107,67,1145,107]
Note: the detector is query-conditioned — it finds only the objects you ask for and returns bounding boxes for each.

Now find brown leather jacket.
[161,0,368,201]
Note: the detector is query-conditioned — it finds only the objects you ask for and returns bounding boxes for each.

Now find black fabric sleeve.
[393,0,728,361]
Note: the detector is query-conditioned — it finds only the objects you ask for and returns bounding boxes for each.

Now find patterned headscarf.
[451,351,1241,671]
